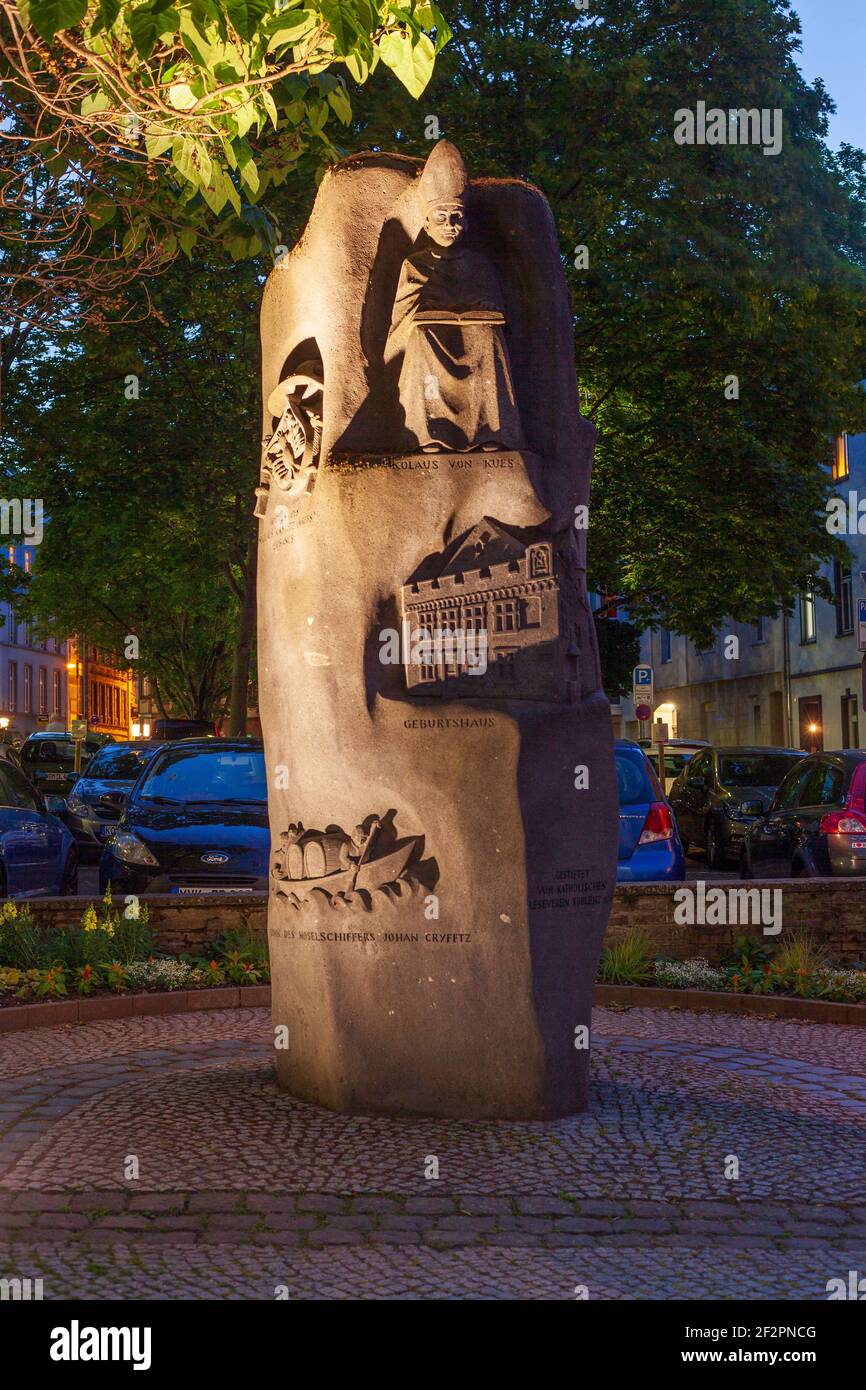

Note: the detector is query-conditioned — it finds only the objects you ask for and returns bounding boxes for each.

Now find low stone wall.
[22,895,268,958]
[16,880,866,964]
[608,879,866,964]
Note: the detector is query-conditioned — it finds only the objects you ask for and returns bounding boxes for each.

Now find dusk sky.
[793,0,865,149]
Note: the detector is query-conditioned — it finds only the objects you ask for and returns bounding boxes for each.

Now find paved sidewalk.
[1,1006,864,1298]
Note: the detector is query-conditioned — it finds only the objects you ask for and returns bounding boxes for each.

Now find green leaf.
[225,0,269,42]
[129,2,179,59]
[28,0,87,41]
[319,0,359,55]
[144,128,174,159]
[326,83,351,125]
[80,89,111,117]
[233,137,260,197]
[377,29,435,99]
[177,227,197,258]
[168,82,197,110]
[265,12,316,52]
[261,87,279,130]
[90,0,120,35]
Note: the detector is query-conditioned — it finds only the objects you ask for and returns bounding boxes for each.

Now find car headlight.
[67,793,88,816]
[112,830,158,866]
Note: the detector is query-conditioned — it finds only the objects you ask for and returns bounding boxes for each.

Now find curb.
[2,981,864,1033]
[594,983,866,1026]
[0,984,272,1033]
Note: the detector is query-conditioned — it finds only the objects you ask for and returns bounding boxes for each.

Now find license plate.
[172,886,256,895]
[45,773,66,781]
[98,824,115,839]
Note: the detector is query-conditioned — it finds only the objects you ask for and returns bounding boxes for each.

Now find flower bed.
[0,894,269,1008]
[599,929,866,1004]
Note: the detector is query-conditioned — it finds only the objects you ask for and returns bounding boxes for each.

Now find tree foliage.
[4,255,262,719]
[0,0,450,330]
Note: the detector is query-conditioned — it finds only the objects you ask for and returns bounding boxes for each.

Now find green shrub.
[598,931,654,985]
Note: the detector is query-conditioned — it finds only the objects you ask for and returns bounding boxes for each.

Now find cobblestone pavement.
[1,1006,865,1299]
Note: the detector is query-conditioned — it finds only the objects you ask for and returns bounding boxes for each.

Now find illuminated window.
[38,668,47,716]
[800,591,817,644]
[53,670,62,716]
[8,662,17,712]
[23,550,32,574]
[23,664,32,715]
[832,435,850,481]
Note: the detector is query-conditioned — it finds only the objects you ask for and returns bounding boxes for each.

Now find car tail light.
[846,763,866,814]
[819,810,866,835]
[638,802,674,845]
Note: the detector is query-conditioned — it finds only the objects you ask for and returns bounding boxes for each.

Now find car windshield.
[648,751,694,780]
[84,746,156,780]
[616,750,655,806]
[718,754,800,788]
[138,748,267,803]
[24,739,103,764]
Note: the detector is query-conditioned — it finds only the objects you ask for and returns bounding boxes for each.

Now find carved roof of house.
[406,518,556,588]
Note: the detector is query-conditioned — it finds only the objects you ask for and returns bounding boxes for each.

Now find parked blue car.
[616,738,685,882]
[0,758,77,897]
[99,740,269,896]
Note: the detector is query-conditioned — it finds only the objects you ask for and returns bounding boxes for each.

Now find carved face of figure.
[424,200,465,247]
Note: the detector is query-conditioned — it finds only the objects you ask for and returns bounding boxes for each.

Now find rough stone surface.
[256,145,617,1118]
[1,1007,865,1299]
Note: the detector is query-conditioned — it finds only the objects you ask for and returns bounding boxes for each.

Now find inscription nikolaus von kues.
[257,140,618,1118]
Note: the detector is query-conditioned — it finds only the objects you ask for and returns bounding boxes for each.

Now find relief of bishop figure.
[385,141,525,454]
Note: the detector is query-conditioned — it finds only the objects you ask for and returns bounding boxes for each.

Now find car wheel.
[61,850,79,896]
[706,818,724,870]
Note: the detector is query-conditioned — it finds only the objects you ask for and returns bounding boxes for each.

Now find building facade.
[66,638,134,742]
[0,541,69,738]
[615,432,866,753]
[400,519,598,703]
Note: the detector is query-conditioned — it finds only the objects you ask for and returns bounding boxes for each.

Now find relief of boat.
[273,819,418,898]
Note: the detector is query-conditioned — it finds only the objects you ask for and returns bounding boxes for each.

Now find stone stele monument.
[257,141,618,1119]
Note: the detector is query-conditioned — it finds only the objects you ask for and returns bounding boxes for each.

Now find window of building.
[753,616,766,643]
[38,667,47,717]
[800,591,817,644]
[23,664,32,715]
[495,650,516,680]
[494,599,519,633]
[23,549,32,574]
[841,693,860,750]
[660,628,672,663]
[462,604,486,632]
[834,561,854,636]
[53,670,62,717]
[7,662,17,712]
[832,434,850,481]
[753,703,763,741]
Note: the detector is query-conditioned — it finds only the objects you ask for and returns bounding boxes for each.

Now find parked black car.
[99,739,269,895]
[65,741,162,858]
[741,751,866,878]
[668,745,804,868]
[20,731,112,797]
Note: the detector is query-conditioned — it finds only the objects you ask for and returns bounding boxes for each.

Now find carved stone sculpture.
[257,141,618,1119]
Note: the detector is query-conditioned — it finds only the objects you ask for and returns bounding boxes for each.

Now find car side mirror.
[44,794,67,815]
[741,798,765,816]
